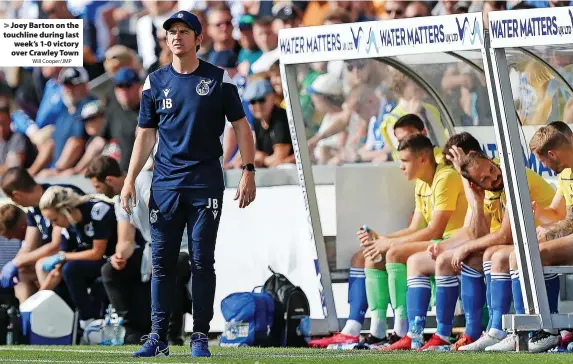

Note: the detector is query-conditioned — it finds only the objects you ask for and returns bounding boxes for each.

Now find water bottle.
[410,316,424,350]
[101,305,115,346]
[5,306,19,345]
[326,343,358,350]
[362,225,383,263]
[424,345,450,352]
[112,317,126,346]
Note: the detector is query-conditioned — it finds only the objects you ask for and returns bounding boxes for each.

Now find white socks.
[369,317,388,339]
[341,319,363,337]
[394,317,408,338]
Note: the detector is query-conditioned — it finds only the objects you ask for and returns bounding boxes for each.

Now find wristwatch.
[57,251,66,262]
[242,163,255,172]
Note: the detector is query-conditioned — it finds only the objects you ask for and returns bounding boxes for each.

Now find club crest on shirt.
[84,222,95,237]
[196,79,212,96]
[150,209,158,224]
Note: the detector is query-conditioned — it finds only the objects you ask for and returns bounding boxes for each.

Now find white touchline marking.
[0,360,190,364]
[0,346,386,359]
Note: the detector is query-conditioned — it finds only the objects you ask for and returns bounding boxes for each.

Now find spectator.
[482,1,506,29]
[37,186,117,333]
[236,14,262,76]
[306,73,347,165]
[432,1,471,15]
[357,86,395,163]
[58,100,107,176]
[331,1,376,22]
[0,105,35,175]
[250,17,279,74]
[194,10,213,61]
[217,52,256,171]
[207,3,241,55]
[86,156,191,346]
[136,0,178,72]
[383,0,407,19]
[272,4,301,34]
[405,1,432,17]
[34,67,96,178]
[380,71,444,160]
[30,67,65,132]
[103,45,142,76]
[268,61,285,109]
[97,67,141,173]
[301,1,333,26]
[323,8,352,24]
[41,0,103,79]
[243,79,294,168]
[327,86,372,165]
[148,28,173,74]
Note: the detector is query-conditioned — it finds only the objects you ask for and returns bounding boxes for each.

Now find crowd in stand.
[0,0,571,178]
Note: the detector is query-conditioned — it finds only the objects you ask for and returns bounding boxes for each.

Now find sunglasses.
[346,62,366,71]
[211,20,232,28]
[115,83,133,89]
[249,98,265,105]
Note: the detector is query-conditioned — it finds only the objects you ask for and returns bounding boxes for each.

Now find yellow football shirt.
[556,168,573,206]
[414,163,468,237]
[434,147,444,165]
[484,162,555,233]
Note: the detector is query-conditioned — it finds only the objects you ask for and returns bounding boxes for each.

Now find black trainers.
[355,332,401,350]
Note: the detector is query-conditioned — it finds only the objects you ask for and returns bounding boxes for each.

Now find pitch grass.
[0,346,572,364]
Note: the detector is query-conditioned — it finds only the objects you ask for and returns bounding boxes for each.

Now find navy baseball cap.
[208,51,238,68]
[113,67,140,85]
[242,79,273,102]
[163,10,202,35]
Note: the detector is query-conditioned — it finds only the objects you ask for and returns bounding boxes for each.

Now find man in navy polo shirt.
[122,10,256,358]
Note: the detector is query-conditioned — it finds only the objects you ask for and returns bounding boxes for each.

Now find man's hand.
[363,239,390,260]
[235,171,256,208]
[427,243,443,261]
[532,201,540,219]
[120,179,136,215]
[308,136,319,154]
[0,261,18,288]
[357,226,380,246]
[445,145,467,174]
[451,246,469,273]
[536,225,548,242]
[467,181,486,209]
[111,253,127,271]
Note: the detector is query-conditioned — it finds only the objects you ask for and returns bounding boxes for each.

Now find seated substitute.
[308,114,446,349]
[37,186,117,332]
[358,134,467,350]
[0,167,84,306]
[86,156,191,345]
[483,126,573,353]
[440,147,554,352]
